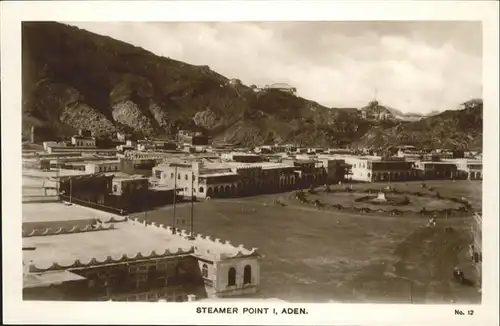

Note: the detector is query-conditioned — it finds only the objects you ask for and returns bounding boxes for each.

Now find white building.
[71,136,96,147]
[85,160,120,174]
[443,159,483,180]
[339,156,416,182]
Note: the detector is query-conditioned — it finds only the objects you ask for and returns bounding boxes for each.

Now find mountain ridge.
[22,22,483,150]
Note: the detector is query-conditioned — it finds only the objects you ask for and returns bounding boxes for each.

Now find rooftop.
[86,160,120,165]
[24,270,87,288]
[105,172,148,180]
[199,172,238,178]
[23,220,194,270]
[22,203,258,272]
[22,202,121,224]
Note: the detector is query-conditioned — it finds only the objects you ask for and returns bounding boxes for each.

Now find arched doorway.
[231,184,236,196]
[225,185,230,196]
[228,267,236,286]
[243,265,252,284]
[207,187,213,198]
[214,186,219,197]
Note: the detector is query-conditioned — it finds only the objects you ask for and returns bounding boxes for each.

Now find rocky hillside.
[355,99,483,149]
[22,22,483,149]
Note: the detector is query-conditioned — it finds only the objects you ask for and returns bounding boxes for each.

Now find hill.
[355,99,483,150]
[22,22,483,150]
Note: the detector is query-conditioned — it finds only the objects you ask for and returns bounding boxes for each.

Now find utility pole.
[172,165,177,234]
[190,171,195,240]
[69,178,72,203]
[56,158,60,198]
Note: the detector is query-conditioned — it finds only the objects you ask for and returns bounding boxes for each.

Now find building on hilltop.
[22,202,261,301]
[264,83,297,95]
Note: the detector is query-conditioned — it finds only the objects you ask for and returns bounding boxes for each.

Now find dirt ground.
[133,180,482,303]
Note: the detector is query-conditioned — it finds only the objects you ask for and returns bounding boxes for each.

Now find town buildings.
[153,160,301,199]
[71,135,96,148]
[22,202,261,301]
[221,152,264,163]
[57,174,113,204]
[178,130,211,146]
[317,158,349,184]
[119,157,163,177]
[450,159,483,180]
[85,161,120,174]
[339,156,415,182]
[413,161,459,179]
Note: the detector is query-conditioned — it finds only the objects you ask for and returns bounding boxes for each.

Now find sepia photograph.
[2,1,499,325]
[20,19,485,303]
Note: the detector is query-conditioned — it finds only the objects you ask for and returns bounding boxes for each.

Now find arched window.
[228,267,236,286]
[199,186,204,193]
[177,173,181,180]
[185,174,188,180]
[170,173,174,179]
[202,264,208,278]
[243,265,252,284]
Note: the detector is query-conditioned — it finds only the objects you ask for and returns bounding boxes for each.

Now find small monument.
[375,191,387,202]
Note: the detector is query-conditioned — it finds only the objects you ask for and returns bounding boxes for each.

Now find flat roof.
[22,202,121,223]
[199,172,238,178]
[24,270,87,288]
[86,160,120,165]
[107,172,148,180]
[23,220,194,269]
[418,161,459,164]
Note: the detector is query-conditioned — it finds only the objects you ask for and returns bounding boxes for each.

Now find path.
[210,198,474,222]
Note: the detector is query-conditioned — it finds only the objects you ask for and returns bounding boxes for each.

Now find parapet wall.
[140,218,259,262]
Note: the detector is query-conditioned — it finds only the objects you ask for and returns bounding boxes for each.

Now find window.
[243,265,252,284]
[199,186,204,193]
[193,175,196,181]
[202,264,208,278]
[178,173,181,180]
[185,174,189,180]
[170,173,174,179]
[228,267,236,286]
[176,263,186,276]
[113,185,118,192]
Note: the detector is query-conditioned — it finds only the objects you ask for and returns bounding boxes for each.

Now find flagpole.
[190,171,194,239]
[172,165,177,234]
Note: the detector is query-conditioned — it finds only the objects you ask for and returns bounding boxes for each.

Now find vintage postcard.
[2,1,499,325]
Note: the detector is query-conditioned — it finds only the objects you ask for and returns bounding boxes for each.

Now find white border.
[1,1,499,325]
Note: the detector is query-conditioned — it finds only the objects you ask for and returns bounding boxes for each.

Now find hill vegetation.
[22,22,483,150]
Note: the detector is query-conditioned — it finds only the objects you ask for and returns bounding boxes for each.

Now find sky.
[69,21,482,114]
